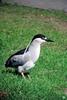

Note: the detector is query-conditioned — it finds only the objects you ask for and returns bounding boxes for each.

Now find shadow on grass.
[2,68,30,78]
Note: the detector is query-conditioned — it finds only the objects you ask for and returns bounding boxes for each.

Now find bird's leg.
[21,72,26,79]
[18,66,26,78]
[24,71,31,79]
[27,74,31,79]
[21,71,31,79]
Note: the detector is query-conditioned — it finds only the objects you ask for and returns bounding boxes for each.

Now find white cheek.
[36,38,45,43]
[42,40,46,42]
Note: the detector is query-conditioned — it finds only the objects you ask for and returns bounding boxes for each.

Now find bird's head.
[32,34,54,44]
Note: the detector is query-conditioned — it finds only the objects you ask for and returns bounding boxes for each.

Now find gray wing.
[5,48,28,67]
[5,48,30,68]
[11,52,31,67]
[10,55,25,67]
[5,48,25,67]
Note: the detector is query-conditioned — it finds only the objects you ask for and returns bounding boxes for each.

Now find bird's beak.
[45,38,54,42]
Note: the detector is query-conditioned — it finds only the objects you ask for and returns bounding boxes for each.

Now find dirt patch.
[54,21,67,31]
[63,88,67,95]
[0,91,8,99]
[50,17,67,31]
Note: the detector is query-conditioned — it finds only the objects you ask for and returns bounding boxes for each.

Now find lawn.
[0,4,67,100]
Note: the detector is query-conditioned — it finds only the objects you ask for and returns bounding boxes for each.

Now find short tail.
[5,58,11,67]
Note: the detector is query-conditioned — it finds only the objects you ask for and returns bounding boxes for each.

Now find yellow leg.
[21,72,26,79]
[21,72,31,79]
[27,74,31,79]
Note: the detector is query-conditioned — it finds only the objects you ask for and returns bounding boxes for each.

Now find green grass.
[0,4,67,100]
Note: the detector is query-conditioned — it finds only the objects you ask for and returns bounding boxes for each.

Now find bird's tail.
[5,58,11,68]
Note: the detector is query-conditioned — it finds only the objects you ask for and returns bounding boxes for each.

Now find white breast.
[29,42,40,63]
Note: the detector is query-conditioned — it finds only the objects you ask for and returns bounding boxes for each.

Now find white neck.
[29,40,41,63]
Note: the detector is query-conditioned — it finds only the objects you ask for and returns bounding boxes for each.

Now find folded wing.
[5,48,30,68]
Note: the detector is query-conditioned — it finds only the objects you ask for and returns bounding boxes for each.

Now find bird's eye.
[44,37,47,40]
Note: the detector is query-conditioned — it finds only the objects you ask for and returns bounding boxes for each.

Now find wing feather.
[5,48,29,67]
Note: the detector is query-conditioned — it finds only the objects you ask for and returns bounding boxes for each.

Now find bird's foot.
[24,72,31,79]
[21,71,31,79]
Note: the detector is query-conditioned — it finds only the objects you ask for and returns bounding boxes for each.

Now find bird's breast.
[29,45,40,63]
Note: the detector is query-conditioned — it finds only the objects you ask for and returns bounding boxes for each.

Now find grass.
[0,4,67,100]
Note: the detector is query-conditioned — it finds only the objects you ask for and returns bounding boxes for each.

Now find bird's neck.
[29,41,41,63]
[31,40,41,47]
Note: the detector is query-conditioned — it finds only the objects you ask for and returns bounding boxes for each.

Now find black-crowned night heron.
[5,34,53,78]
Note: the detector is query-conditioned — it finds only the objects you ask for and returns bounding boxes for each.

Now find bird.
[5,34,53,78]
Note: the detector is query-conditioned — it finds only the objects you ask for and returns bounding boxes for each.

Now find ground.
[0,4,67,100]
